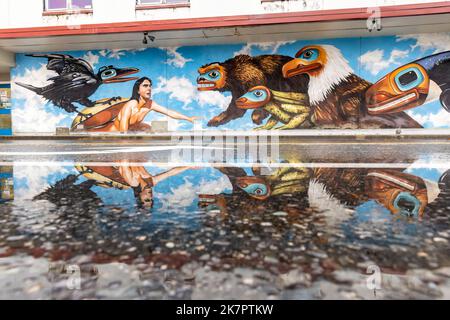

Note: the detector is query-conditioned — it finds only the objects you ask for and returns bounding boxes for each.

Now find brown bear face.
[197,63,227,91]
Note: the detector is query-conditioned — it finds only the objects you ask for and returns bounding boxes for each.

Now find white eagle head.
[282,44,353,105]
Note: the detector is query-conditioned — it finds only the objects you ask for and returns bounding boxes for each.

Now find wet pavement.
[0,138,450,299]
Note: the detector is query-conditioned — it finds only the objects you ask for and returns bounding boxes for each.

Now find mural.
[10,33,450,133]
[0,84,11,136]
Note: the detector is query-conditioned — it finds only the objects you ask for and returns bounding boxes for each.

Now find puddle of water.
[1,147,450,299]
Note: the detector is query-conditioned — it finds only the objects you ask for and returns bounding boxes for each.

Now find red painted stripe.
[0,1,449,39]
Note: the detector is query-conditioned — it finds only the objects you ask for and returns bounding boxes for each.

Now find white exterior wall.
[0,0,445,29]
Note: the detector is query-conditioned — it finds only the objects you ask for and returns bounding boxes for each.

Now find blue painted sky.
[10,32,450,131]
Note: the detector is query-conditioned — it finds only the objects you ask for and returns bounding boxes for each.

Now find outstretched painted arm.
[152,166,194,185]
[151,102,198,123]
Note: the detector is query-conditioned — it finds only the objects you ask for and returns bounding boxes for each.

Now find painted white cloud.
[397,33,450,53]
[14,165,70,200]
[359,48,409,75]
[12,64,68,133]
[161,47,193,68]
[106,49,126,60]
[82,51,99,68]
[197,91,232,111]
[153,76,231,112]
[407,109,450,128]
[99,48,147,60]
[234,41,295,56]
[153,76,196,109]
[155,175,232,212]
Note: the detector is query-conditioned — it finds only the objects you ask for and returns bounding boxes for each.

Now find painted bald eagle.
[282,45,422,129]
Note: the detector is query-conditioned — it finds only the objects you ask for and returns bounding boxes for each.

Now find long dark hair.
[132,176,154,208]
[130,77,152,102]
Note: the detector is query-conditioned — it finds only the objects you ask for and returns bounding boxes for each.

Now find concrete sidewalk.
[2,128,450,140]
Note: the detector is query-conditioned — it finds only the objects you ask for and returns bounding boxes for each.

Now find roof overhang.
[1,1,450,72]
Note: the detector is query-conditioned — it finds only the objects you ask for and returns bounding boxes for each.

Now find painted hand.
[187,116,201,123]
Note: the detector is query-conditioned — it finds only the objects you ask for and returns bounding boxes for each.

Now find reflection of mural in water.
[0,166,14,202]
[25,161,448,220]
[198,164,311,215]
[312,168,442,218]
[11,34,450,133]
[34,162,195,209]
[199,164,449,219]
[3,158,447,221]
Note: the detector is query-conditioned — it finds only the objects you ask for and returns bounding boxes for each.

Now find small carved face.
[235,176,271,200]
[197,63,227,91]
[236,86,272,109]
[365,170,428,218]
[366,63,430,114]
[282,46,326,78]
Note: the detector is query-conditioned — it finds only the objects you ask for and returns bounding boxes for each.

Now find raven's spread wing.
[40,73,98,102]
[33,174,100,208]
[27,53,95,76]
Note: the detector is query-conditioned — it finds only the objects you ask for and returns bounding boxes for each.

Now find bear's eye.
[303,50,312,58]
[209,71,219,78]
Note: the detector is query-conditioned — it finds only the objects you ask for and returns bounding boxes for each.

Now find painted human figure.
[118,162,194,208]
[94,77,198,132]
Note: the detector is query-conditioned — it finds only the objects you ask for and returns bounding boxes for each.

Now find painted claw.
[253,126,267,131]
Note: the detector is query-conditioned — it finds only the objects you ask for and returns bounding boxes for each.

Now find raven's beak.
[103,67,140,84]
[366,63,430,114]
